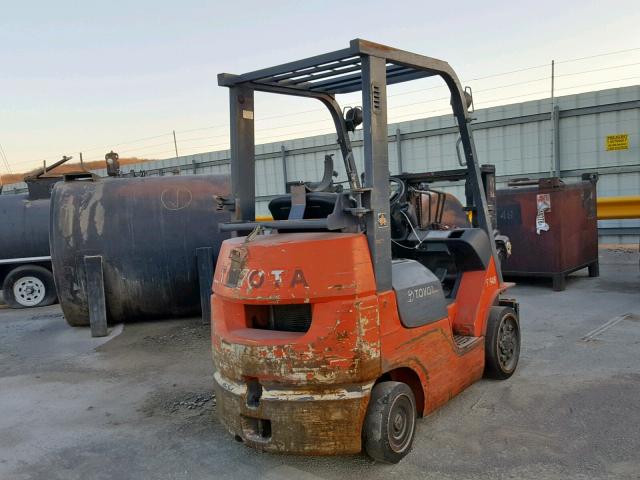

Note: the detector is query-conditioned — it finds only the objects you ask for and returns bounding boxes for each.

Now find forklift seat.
[407,228,492,271]
[268,192,338,220]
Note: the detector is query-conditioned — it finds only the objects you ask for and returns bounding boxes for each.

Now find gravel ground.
[0,247,638,480]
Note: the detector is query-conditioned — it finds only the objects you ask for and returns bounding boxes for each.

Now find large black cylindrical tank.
[50,174,231,326]
[0,193,51,260]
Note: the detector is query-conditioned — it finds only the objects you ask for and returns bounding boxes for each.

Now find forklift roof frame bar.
[218,38,500,292]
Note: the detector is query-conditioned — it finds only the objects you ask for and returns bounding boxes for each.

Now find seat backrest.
[407,228,492,272]
[268,192,338,220]
[409,189,471,230]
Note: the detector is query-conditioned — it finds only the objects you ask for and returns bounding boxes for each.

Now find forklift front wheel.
[363,381,416,463]
[484,306,520,380]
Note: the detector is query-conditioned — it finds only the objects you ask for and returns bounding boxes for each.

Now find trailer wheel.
[363,381,416,463]
[484,306,520,379]
[2,265,57,309]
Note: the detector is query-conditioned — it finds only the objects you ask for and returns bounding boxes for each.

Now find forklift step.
[453,334,482,350]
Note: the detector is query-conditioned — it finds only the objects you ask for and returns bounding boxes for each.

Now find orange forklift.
[211,39,521,463]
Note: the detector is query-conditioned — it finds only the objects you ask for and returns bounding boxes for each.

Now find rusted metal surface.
[497,176,599,289]
[213,374,371,455]
[50,174,230,326]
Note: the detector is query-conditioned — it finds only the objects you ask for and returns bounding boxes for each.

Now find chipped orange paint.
[211,231,509,455]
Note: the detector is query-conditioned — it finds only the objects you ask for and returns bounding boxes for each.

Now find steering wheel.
[389,177,405,206]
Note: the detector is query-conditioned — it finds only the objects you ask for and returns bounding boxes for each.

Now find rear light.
[245,304,312,333]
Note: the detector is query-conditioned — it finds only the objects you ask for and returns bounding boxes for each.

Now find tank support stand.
[84,255,108,337]
[196,247,216,325]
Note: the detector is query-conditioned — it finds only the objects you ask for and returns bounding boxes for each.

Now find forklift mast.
[218,38,501,291]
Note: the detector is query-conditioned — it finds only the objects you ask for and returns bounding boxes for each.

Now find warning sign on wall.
[606,133,629,151]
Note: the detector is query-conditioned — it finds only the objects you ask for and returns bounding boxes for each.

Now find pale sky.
[1,0,639,174]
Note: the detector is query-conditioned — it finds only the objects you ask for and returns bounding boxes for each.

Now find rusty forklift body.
[212,39,521,462]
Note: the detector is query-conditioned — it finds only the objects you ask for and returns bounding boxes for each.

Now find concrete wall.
[3,85,638,243]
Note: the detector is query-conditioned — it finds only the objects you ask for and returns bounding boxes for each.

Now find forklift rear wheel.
[363,381,416,463]
[484,306,520,379]
[2,265,57,309]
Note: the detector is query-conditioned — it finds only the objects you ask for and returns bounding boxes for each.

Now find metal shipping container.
[497,175,599,290]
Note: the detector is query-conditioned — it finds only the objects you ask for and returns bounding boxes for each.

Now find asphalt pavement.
[0,248,638,480]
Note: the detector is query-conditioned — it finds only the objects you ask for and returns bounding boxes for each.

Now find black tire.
[2,265,57,309]
[484,306,520,380]
[363,381,416,463]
